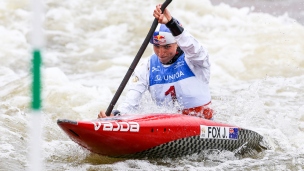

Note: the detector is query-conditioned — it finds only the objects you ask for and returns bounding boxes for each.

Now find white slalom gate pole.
[28,0,44,170]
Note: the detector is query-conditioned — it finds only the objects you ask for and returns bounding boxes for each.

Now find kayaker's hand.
[98,111,106,118]
[153,4,172,24]
[98,111,113,118]
[97,111,107,118]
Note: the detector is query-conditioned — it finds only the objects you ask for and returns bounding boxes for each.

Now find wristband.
[165,17,184,36]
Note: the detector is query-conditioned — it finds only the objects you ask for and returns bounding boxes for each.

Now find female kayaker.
[99,4,213,119]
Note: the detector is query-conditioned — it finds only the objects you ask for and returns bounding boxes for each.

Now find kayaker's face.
[153,43,178,64]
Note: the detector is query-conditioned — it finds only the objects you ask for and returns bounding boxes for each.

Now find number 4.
[165,86,177,102]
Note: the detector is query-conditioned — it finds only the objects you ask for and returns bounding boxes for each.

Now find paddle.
[105,0,172,116]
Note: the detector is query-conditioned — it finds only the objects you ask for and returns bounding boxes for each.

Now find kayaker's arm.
[165,16,209,67]
[175,31,209,65]
[167,17,210,84]
[116,60,150,114]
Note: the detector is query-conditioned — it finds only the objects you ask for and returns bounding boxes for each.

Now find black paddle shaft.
[105,0,172,116]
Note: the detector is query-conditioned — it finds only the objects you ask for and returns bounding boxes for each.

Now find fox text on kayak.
[200,125,238,140]
[93,121,140,132]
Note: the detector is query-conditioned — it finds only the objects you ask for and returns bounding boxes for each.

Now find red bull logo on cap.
[150,24,177,45]
[153,35,166,44]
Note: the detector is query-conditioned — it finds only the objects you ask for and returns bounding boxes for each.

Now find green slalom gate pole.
[32,49,41,110]
[28,49,43,171]
[29,0,44,170]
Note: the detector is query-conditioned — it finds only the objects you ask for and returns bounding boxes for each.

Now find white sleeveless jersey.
[117,30,211,114]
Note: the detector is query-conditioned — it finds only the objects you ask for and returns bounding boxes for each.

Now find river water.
[1,0,304,170]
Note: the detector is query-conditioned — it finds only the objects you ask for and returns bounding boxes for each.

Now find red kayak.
[57,113,266,158]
